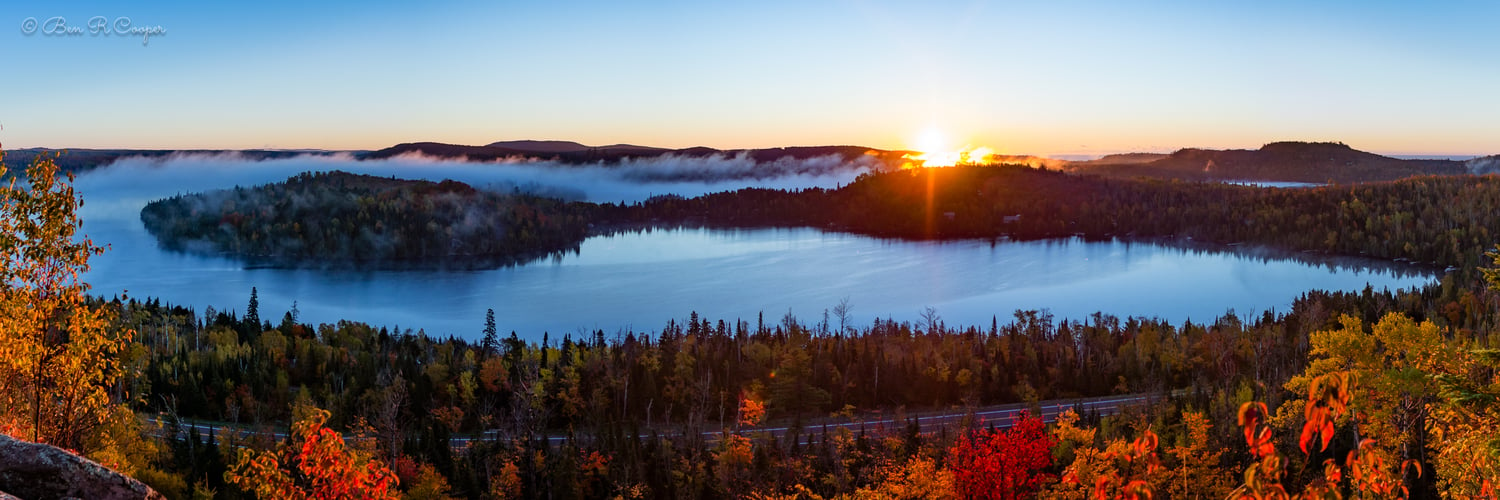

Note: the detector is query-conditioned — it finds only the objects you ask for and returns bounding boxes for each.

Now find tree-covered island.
[140,171,592,269]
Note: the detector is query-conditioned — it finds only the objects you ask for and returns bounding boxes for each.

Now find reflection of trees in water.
[1139,237,1440,280]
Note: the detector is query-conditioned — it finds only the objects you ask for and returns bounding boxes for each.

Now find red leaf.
[948,412,1056,500]
[1238,402,1267,428]
[1251,427,1276,458]
[1319,420,1335,451]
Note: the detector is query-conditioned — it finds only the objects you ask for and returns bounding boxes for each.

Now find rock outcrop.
[0,433,163,500]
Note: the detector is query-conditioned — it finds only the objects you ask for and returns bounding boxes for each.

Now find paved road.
[737,392,1159,445]
[148,392,1165,448]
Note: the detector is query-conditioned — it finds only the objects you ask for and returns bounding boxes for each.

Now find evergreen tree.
[245,287,260,333]
[482,308,498,357]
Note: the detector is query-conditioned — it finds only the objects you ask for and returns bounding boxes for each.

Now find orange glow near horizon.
[903,146,998,168]
[902,127,1000,168]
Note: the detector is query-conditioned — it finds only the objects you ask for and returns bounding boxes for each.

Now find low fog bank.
[1468,155,1500,175]
[605,151,887,182]
[73,152,877,223]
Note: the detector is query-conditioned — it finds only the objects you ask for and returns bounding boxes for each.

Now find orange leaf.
[1401,458,1422,478]
[1251,427,1275,458]
[1094,476,1113,500]
[1323,458,1341,482]
[1139,429,1159,453]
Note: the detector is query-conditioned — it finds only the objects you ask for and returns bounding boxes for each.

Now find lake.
[72,156,1437,340]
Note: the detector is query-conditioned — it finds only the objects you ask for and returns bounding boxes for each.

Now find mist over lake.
[74,155,1435,341]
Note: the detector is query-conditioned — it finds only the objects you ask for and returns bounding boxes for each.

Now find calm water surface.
[72,157,1437,340]
[82,224,1434,340]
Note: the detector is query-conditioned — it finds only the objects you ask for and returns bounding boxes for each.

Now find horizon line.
[2,140,1491,161]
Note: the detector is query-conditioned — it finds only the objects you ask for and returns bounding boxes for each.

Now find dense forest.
[139,171,592,268]
[11,152,1500,498]
[99,275,1488,498]
[607,164,1500,268]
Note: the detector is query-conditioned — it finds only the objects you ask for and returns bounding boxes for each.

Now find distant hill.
[360,142,532,162]
[1,148,342,176]
[1074,153,1169,165]
[484,140,671,156]
[1066,142,1467,183]
[0,141,915,179]
[484,140,592,152]
[362,141,913,168]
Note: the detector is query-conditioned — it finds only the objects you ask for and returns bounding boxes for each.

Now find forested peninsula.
[142,165,1500,273]
[140,171,591,268]
[611,165,1499,269]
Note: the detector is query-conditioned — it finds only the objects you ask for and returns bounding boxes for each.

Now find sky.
[3,1,1497,156]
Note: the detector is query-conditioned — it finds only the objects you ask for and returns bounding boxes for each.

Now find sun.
[902,127,998,168]
[914,127,952,155]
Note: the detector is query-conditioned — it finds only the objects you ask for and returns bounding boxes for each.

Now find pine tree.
[245,287,260,333]
[482,308,498,357]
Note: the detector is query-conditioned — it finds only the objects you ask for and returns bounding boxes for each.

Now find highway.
[147,391,1165,448]
[730,392,1160,445]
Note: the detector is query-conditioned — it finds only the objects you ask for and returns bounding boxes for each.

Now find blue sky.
[3,1,1497,155]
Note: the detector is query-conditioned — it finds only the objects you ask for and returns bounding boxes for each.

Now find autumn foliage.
[739,391,767,428]
[948,413,1055,500]
[1231,372,1419,499]
[226,407,399,499]
[1088,429,1162,500]
[0,151,133,450]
